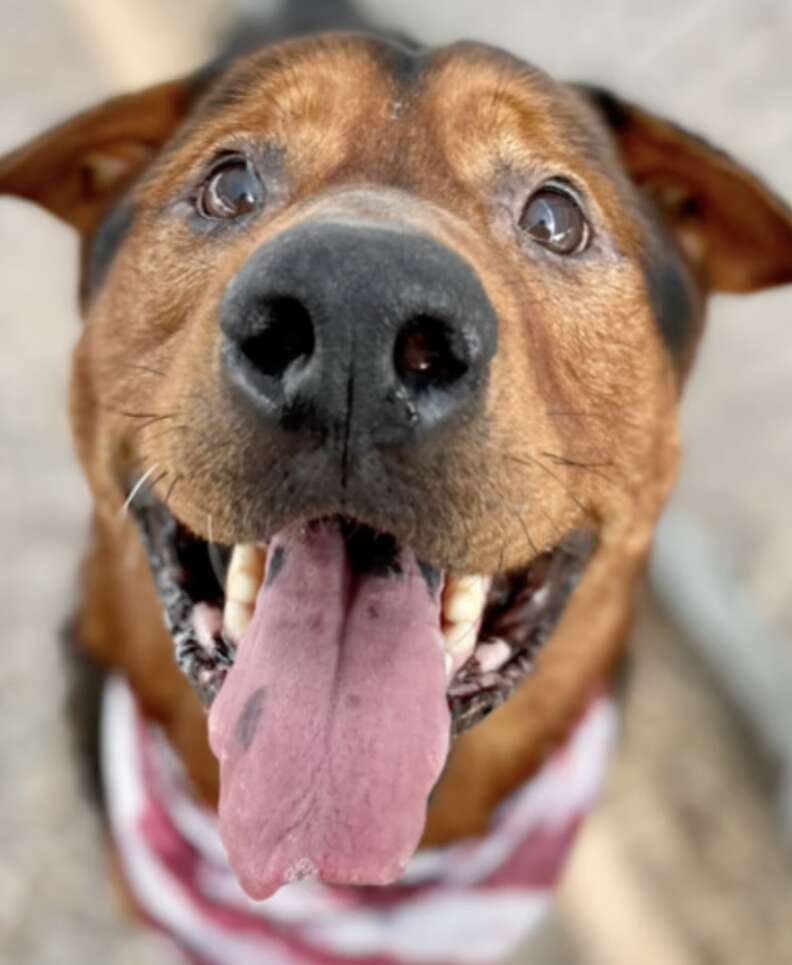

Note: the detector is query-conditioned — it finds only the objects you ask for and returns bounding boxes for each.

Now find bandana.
[102,676,616,964]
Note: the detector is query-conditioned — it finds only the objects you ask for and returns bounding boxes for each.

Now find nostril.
[393,316,469,393]
[240,296,315,378]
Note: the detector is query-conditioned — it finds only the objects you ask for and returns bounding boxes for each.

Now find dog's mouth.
[130,488,595,898]
[132,493,595,732]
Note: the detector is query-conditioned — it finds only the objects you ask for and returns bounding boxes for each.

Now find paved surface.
[1,2,791,963]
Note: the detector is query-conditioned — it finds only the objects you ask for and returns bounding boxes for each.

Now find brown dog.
[3,1,792,961]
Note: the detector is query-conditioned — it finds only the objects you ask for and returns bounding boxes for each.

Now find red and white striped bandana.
[102,676,616,965]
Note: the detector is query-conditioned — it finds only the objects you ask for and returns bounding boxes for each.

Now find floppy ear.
[0,77,198,234]
[581,86,792,293]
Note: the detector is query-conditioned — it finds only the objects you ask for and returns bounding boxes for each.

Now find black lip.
[132,491,234,704]
[129,487,596,726]
[449,530,596,736]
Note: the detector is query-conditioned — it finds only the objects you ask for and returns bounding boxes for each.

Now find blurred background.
[1,1,791,963]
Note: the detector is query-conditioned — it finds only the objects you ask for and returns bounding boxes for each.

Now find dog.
[3,0,792,961]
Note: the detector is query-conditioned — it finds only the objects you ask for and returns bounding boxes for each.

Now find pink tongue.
[208,521,450,900]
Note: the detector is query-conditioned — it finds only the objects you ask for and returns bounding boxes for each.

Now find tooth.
[226,544,266,604]
[443,620,478,657]
[223,599,253,640]
[223,544,266,640]
[444,575,487,625]
[475,639,512,674]
[228,572,260,604]
[529,584,551,611]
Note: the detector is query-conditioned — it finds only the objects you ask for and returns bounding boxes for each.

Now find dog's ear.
[581,85,792,293]
[0,77,197,234]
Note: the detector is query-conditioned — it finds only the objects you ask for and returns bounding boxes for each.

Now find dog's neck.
[102,672,617,963]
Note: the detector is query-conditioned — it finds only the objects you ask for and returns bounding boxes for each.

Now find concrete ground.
[1,2,791,963]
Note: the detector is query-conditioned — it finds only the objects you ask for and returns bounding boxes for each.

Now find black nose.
[219,221,497,447]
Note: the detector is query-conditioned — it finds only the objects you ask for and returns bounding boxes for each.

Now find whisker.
[479,475,541,569]
[544,408,640,430]
[133,412,176,436]
[119,464,160,516]
[505,452,588,515]
[148,470,169,494]
[539,450,619,487]
[206,514,228,594]
[512,505,539,557]
[163,474,182,508]
[116,362,167,378]
[139,422,188,447]
[103,406,175,423]
[540,451,613,470]
[486,485,512,576]
[531,501,566,543]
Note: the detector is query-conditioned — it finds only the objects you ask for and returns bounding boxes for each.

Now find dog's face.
[3,35,792,897]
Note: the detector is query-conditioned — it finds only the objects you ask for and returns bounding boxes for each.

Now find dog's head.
[3,35,791,897]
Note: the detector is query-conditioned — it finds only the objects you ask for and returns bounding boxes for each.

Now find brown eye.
[520,185,589,254]
[197,157,263,220]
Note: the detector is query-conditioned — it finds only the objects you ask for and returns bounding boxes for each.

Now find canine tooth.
[223,599,254,640]
[226,543,266,604]
[227,572,260,604]
[443,620,478,657]
[444,575,487,625]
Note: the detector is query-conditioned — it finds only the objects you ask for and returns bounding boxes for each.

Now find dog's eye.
[520,185,589,255]
[197,157,263,220]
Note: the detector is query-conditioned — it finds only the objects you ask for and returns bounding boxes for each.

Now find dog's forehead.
[202,35,558,116]
[171,35,612,180]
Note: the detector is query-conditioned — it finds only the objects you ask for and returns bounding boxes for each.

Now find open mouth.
[130,486,595,898]
[131,491,595,735]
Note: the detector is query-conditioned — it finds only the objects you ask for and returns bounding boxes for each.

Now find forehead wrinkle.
[422,46,626,177]
[422,55,581,184]
[417,54,644,257]
[434,103,559,193]
[176,34,402,162]
[140,38,399,203]
[225,35,395,110]
[199,34,381,109]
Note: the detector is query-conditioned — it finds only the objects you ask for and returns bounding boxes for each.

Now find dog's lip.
[125,478,597,731]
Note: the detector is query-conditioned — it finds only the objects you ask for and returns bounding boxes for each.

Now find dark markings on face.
[580,85,631,131]
[579,83,742,184]
[234,686,267,750]
[266,545,286,585]
[418,560,442,598]
[187,55,229,103]
[225,0,376,61]
[193,0,376,110]
[577,85,702,363]
[639,208,701,362]
[373,36,427,92]
[84,200,136,300]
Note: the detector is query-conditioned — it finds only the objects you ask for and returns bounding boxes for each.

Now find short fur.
[3,0,792,902]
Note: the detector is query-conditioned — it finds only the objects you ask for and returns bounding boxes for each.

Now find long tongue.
[208,521,450,900]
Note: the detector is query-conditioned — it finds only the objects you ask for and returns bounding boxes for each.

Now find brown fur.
[3,35,792,851]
